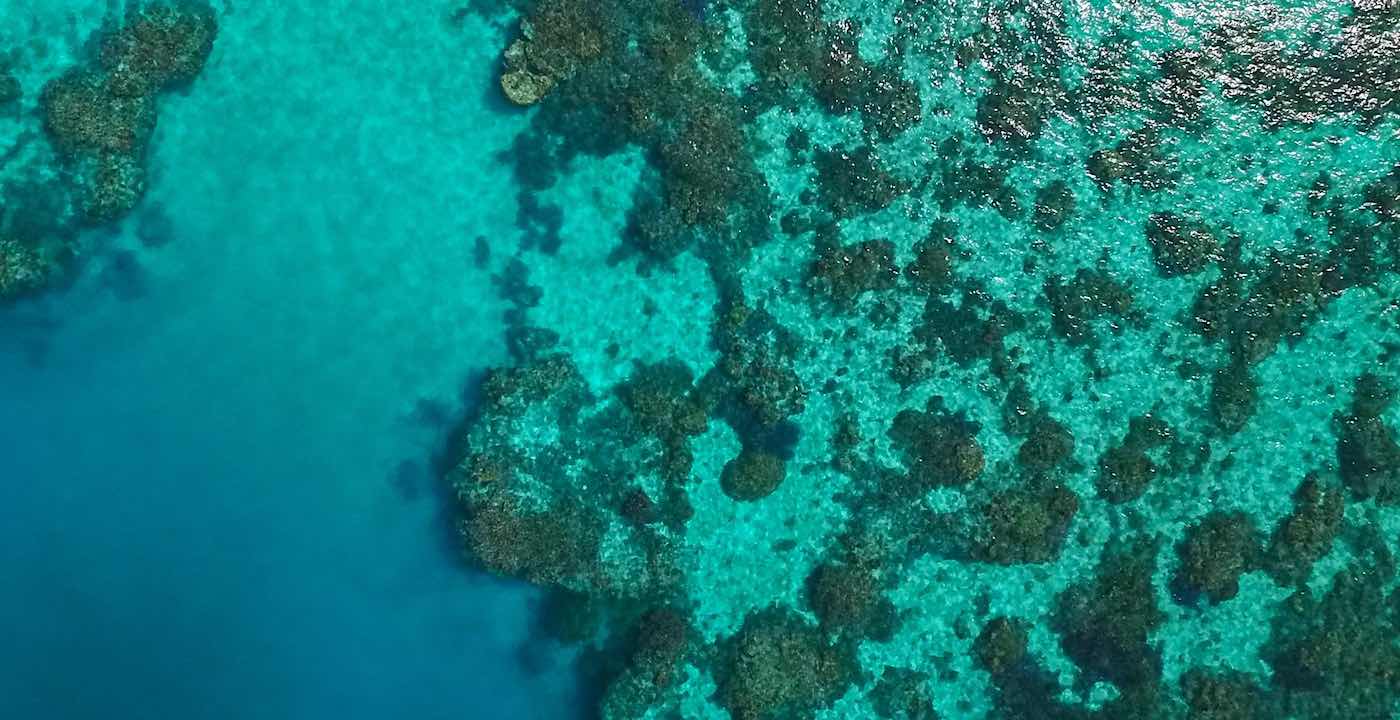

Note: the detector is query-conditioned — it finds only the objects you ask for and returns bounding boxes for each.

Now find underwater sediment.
[451,0,1400,718]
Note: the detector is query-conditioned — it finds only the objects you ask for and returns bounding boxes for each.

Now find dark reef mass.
[1,2,216,302]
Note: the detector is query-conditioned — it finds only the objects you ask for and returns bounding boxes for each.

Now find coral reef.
[970,483,1078,565]
[1262,563,1400,720]
[1179,669,1265,720]
[714,608,858,720]
[40,3,217,224]
[1094,414,1173,504]
[448,1,1400,716]
[813,145,909,219]
[1015,415,1075,472]
[1337,374,1400,503]
[804,560,897,640]
[971,616,1028,677]
[1172,511,1262,604]
[0,4,217,305]
[0,238,49,302]
[720,448,787,502]
[868,666,938,719]
[1143,213,1219,277]
[0,66,20,105]
[807,237,899,308]
[1053,541,1163,688]
[1043,269,1134,344]
[1264,475,1343,587]
[99,4,219,96]
[887,400,984,490]
[498,0,606,105]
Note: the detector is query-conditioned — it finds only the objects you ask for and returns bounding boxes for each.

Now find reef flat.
[450,1,1400,718]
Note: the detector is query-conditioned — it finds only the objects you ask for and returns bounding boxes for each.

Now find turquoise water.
[4,0,1400,719]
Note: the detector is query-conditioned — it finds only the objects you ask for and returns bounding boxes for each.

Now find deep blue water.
[0,248,574,719]
[0,254,578,719]
[0,3,577,711]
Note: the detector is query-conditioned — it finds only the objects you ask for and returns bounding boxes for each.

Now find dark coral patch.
[1172,511,1262,605]
[721,448,787,501]
[715,608,858,720]
[888,400,985,490]
[971,484,1078,565]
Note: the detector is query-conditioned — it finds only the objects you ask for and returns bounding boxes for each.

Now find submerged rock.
[0,238,49,302]
[721,448,787,501]
[497,0,605,106]
[715,608,857,720]
[1172,511,1262,604]
[0,67,20,105]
